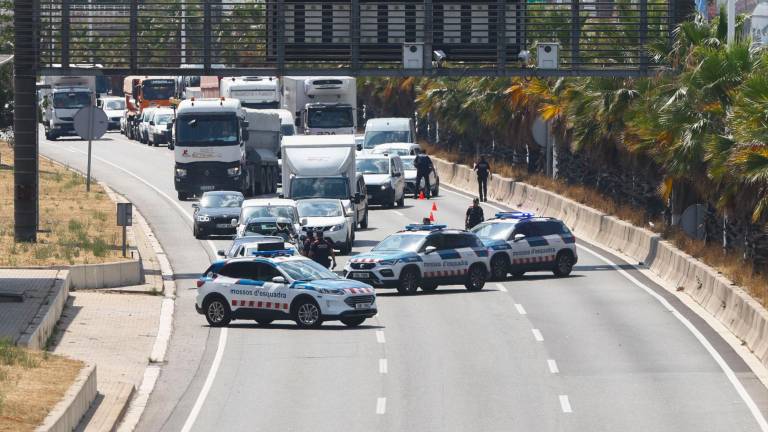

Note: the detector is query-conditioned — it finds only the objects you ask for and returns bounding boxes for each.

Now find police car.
[343,224,490,294]
[196,250,377,328]
[469,212,578,280]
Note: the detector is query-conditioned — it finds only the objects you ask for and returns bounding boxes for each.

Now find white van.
[362,118,415,151]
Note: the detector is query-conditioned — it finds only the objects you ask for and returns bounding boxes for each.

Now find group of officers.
[300,230,337,269]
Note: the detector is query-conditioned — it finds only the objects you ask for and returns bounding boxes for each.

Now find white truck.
[281,135,368,228]
[281,76,357,135]
[220,76,280,109]
[173,98,279,200]
[40,75,96,140]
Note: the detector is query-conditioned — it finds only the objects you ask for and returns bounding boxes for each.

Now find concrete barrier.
[18,272,70,351]
[36,363,97,432]
[69,259,143,290]
[433,155,768,369]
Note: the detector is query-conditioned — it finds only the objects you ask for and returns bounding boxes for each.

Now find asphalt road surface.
[40,130,768,432]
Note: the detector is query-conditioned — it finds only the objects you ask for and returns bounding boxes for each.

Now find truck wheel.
[177,191,188,201]
[341,317,365,327]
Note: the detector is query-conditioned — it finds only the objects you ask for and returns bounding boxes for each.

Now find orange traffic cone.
[418,191,425,200]
[429,212,435,222]
[432,202,438,212]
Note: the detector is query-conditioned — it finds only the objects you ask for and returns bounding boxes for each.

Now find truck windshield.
[53,92,90,109]
[291,178,350,200]
[143,80,175,100]
[176,115,238,147]
[306,107,353,129]
[364,131,410,148]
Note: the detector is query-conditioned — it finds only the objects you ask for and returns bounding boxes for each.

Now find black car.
[193,191,244,239]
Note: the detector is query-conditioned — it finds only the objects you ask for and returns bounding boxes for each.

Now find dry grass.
[0,340,83,432]
[422,141,768,307]
[0,141,127,266]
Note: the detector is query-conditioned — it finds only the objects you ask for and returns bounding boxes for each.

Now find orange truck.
[123,76,177,141]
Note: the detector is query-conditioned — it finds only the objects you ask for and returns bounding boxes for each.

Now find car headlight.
[196,215,210,222]
[378,259,398,266]
[175,168,187,177]
[329,223,345,232]
[227,166,241,177]
[380,184,388,190]
[318,288,345,295]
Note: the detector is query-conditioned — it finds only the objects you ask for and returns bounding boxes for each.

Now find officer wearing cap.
[310,229,337,269]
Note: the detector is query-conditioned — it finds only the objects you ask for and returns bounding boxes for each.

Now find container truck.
[281,76,357,135]
[220,76,280,109]
[281,135,368,228]
[242,108,281,195]
[40,75,96,140]
[123,76,177,141]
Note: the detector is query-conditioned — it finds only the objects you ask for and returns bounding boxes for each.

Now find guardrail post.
[14,0,39,242]
[423,0,433,76]
[130,0,137,71]
[351,0,360,72]
[571,0,580,70]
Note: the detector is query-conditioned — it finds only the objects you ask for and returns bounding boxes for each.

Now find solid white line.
[495,283,508,292]
[515,304,527,315]
[548,359,559,374]
[393,210,406,217]
[67,146,77,153]
[376,397,387,415]
[376,330,386,344]
[379,359,388,374]
[180,327,229,432]
[578,243,768,431]
[532,329,544,342]
[559,395,572,413]
[441,186,504,212]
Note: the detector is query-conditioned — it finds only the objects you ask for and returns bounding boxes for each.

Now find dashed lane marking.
[379,359,388,374]
[376,397,387,415]
[514,304,527,315]
[559,395,572,413]
[376,330,386,344]
[393,210,405,217]
[548,359,559,374]
[495,283,508,292]
[532,329,544,342]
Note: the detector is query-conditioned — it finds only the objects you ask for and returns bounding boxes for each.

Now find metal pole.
[727,0,736,44]
[14,0,39,242]
[122,225,127,257]
[86,92,94,192]
[181,0,187,65]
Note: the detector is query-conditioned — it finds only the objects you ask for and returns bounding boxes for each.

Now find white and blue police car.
[196,250,377,328]
[469,212,578,280]
[343,224,490,294]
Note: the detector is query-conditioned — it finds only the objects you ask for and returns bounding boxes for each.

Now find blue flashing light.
[250,249,295,257]
[494,212,534,220]
[405,224,447,231]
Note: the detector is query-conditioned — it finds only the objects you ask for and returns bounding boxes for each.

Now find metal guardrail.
[35,0,673,77]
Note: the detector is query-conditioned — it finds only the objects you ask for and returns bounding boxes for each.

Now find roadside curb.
[17,270,69,350]
[36,363,98,432]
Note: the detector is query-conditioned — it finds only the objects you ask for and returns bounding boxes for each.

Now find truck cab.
[362,118,416,151]
[42,87,92,140]
[281,76,357,135]
[220,76,280,109]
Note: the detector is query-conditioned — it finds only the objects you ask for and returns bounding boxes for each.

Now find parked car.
[192,191,244,239]
[297,198,355,254]
[148,108,174,146]
[356,153,405,208]
[401,155,439,197]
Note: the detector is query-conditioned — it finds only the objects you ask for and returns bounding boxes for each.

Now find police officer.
[414,150,433,199]
[310,230,337,269]
[302,230,315,257]
[474,155,491,202]
[465,198,484,230]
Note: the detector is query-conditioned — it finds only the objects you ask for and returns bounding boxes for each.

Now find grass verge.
[0,141,128,266]
[421,141,768,306]
[0,340,83,432]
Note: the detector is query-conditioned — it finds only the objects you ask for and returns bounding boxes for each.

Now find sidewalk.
[0,268,68,346]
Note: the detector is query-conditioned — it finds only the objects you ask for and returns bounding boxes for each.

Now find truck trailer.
[281,76,357,135]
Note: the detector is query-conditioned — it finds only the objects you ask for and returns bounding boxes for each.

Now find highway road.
[40,130,768,432]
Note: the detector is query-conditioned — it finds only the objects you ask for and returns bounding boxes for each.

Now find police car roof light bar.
[404,224,447,231]
[251,249,295,257]
[495,212,534,220]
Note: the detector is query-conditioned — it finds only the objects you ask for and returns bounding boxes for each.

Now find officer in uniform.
[414,150,433,199]
[302,230,315,257]
[465,198,484,230]
[310,230,337,269]
[474,155,491,202]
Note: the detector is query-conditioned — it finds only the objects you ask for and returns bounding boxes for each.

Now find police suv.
[344,224,490,294]
[196,250,377,328]
[469,212,578,280]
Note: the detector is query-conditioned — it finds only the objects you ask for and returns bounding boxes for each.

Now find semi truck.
[281,76,357,135]
[123,76,177,140]
[220,76,280,109]
[173,98,281,200]
[40,75,96,140]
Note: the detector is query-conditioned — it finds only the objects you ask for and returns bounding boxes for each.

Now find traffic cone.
[429,212,435,222]
[432,202,438,212]
[418,191,425,200]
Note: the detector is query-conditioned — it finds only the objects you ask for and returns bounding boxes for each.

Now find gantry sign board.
[36,0,673,77]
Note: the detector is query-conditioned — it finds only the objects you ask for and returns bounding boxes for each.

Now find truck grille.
[344,295,374,307]
[350,262,376,270]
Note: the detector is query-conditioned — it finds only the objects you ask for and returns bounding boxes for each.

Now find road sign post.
[117,203,133,257]
[74,101,108,192]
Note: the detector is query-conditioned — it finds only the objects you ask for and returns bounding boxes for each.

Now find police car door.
[419,233,446,281]
[509,222,551,270]
[441,233,475,282]
[251,262,291,315]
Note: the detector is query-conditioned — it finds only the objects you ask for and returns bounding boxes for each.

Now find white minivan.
[362,118,415,151]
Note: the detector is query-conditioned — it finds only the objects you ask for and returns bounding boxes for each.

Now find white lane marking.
[376,330,386,344]
[495,283,508,292]
[393,210,406,217]
[578,243,768,431]
[441,187,504,211]
[532,329,544,342]
[67,147,77,153]
[379,359,388,374]
[376,397,387,415]
[515,304,527,315]
[67,147,220,257]
[180,327,229,432]
[559,395,573,413]
[548,359,559,374]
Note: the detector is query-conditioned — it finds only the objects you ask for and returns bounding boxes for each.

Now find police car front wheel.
[397,267,420,295]
[204,297,231,327]
[293,299,323,328]
[465,264,487,291]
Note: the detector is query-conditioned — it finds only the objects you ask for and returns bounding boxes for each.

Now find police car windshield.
[278,260,340,281]
[372,233,424,253]
[241,206,296,223]
[471,222,515,241]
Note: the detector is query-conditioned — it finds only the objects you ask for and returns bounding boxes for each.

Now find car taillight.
[196,279,205,288]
